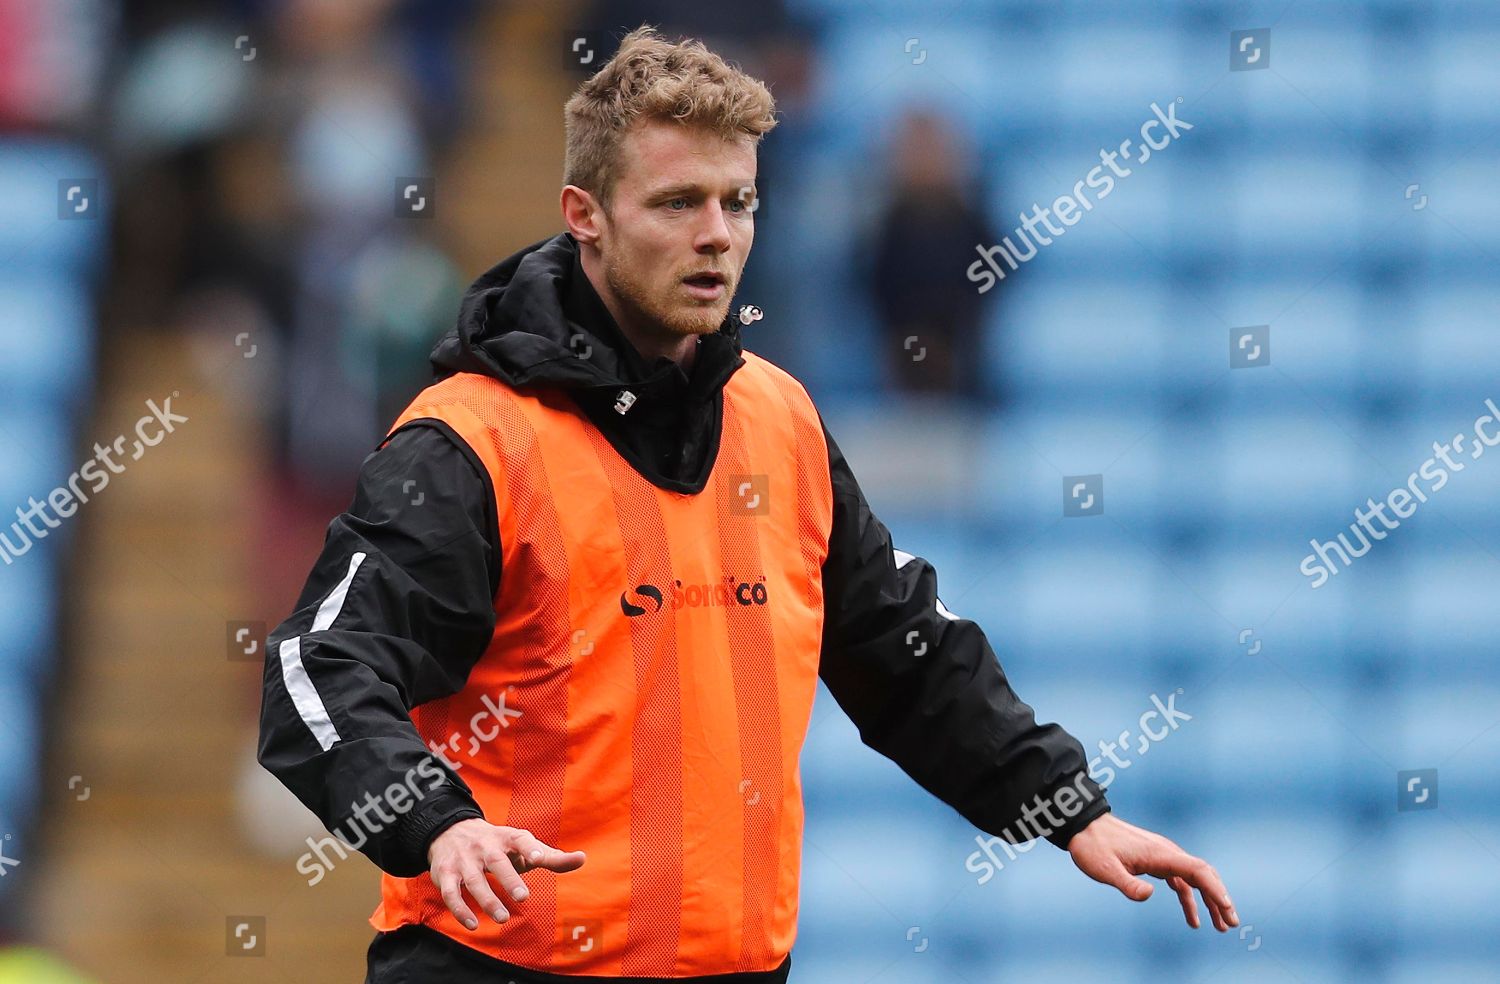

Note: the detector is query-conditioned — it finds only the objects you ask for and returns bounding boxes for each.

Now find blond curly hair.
[563,26,778,210]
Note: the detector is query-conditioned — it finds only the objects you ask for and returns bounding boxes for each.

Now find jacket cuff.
[1044,775,1111,849]
[387,785,485,877]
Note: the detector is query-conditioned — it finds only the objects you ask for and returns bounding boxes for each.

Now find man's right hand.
[426,818,587,930]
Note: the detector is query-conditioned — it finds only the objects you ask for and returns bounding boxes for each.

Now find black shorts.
[365,925,793,984]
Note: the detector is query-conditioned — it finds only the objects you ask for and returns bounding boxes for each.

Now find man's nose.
[694,201,732,253]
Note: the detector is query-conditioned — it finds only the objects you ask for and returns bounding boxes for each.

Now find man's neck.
[579,248,698,375]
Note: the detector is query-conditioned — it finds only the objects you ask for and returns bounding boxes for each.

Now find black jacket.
[258,232,1108,885]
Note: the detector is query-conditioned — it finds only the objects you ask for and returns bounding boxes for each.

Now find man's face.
[595,120,757,338]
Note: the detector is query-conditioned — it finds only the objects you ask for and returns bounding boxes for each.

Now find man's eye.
[728,198,748,213]
[666,198,688,210]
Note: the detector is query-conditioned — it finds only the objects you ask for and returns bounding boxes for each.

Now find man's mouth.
[682,271,727,299]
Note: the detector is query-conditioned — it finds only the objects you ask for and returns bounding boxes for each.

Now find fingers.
[1144,854,1237,932]
[1168,875,1199,929]
[1194,880,1232,933]
[1096,858,1155,902]
[508,830,587,874]
[484,850,530,903]
[429,825,589,933]
[434,867,480,931]
[1181,860,1235,932]
[1072,815,1238,933]
[462,866,511,926]
[1122,874,1154,902]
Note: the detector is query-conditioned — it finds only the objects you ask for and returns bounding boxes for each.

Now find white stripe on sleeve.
[279,551,367,751]
[893,547,960,621]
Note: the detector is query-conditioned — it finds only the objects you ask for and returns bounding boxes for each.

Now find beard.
[602,250,733,338]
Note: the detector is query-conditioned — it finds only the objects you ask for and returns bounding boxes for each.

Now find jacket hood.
[430,232,746,395]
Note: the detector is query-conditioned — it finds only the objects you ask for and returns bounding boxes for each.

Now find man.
[258,27,1236,984]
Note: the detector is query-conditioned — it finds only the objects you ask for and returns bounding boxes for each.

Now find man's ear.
[561,185,605,245]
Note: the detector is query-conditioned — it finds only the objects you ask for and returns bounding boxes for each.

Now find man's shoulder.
[398,372,537,420]
[733,350,828,458]
[737,348,814,401]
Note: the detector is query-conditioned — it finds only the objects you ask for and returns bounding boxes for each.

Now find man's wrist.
[423,812,485,862]
[1048,801,1111,849]
[390,786,484,876]
[1044,773,1111,849]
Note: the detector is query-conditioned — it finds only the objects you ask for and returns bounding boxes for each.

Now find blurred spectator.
[867,106,998,404]
[0,0,107,129]
[0,0,106,958]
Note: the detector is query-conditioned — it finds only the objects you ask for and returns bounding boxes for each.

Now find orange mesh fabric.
[371,359,831,977]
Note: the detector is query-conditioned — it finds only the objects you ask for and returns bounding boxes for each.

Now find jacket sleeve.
[816,419,1109,848]
[257,420,500,877]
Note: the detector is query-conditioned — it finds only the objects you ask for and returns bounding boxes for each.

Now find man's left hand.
[1066,812,1238,931]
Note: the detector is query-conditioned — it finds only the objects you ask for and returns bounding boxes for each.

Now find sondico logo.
[621,577,770,616]
[620,584,665,617]
[674,576,769,609]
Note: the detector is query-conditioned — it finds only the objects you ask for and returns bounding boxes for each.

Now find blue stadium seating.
[785,1,1500,978]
